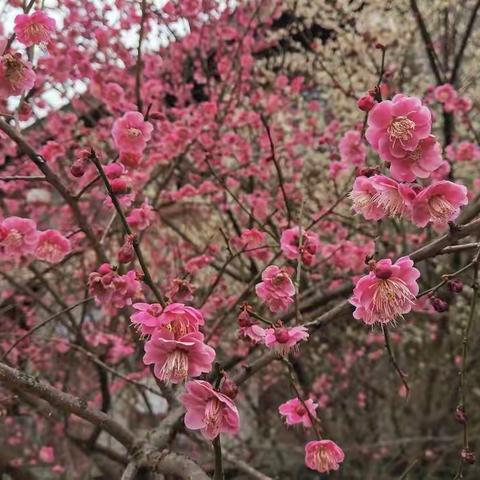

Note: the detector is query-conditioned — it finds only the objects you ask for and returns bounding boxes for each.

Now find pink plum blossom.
[434,83,458,111]
[34,230,71,263]
[0,52,36,97]
[237,307,266,343]
[155,303,204,338]
[111,111,153,153]
[127,203,155,230]
[369,175,416,218]
[255,266,295,312]
[366,94,431,163]
[280,226,320,266]
[411,181,468,228]
[305,440,345,473]
[350,176,386,221]
[388,135,443,182]
[143,330,215,383]
[278,397,318,428]
[339,130,366,165]
[14,11,56,47]
[351,175,415,220]
[88,264,142,315]
[39,446,55,464]
[0,216,39,257]
[131,303,164,335]
[350,256,420,325]
[446,142,480,162]
[180,380,240,440]
[264,326,309,355]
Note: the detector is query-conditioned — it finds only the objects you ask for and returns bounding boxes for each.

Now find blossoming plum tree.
[1,1,480,479]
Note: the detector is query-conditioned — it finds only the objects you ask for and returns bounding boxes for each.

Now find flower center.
[428,195,455,222]
[147,304,162,317]
[272,273,287,286]
[387,116,416,145]
[205,398,222,428]
[27,24,45,38]
[168,316,193,338]
[314,448,335,472]
[4,229,23,248]
[159,349,188,382]
[37,242,59,258]
[295,404,306,416]
[3,54,26,85]
[127,127,141,138]
[407,144,423,162]
[371,278,415,322]
[372,189,405,217]
[350,190,374,210]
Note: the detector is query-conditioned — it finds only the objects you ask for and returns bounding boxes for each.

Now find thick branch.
[0,362,135,450]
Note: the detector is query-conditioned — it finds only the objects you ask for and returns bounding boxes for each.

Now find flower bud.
[118,237,135,264]
[149,112,165,121]
[70,158,87,178]
[461,448,476,464]
[104,163,124,179]
[237,310,253,328]
[455,406,467,424]
[375,266,392,280]
[275,327,290,344]
[97,263,113,275]
[357,95,375,112]
[448,279,463,293]
[357,166,380,177]
[430,296,449,313]
[221,376,239,399]
[110,177,129,194]
[120,151,142,168]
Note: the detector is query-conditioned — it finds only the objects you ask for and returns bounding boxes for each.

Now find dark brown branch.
[410,0,444,83]
[0,362,136,450]
[450,0,480,85]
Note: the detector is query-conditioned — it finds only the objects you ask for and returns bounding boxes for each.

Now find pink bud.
[375,266,392,280]
[430,296,449,313]
[237,310,253,328]
[455,406,467,424]
[461,448,476,464]
[97,263,112,275]
[70,159,87,178]
[221,377,239,399]
[448,279,463,293]
[104,163,124,179]
[357,95,375,112]
[357,166,380,177]
[110,177,129,194]
[120,151,142,168]
[275,328,290,344]
[118,238,135,264]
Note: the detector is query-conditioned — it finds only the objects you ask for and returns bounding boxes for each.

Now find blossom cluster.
[0,216,71,263]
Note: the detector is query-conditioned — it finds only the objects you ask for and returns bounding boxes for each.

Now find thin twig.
[260,114,292,225]
[382,324,410,397]
[213,436,224,480]
[1,297,93,361]
[89,150,166,307]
